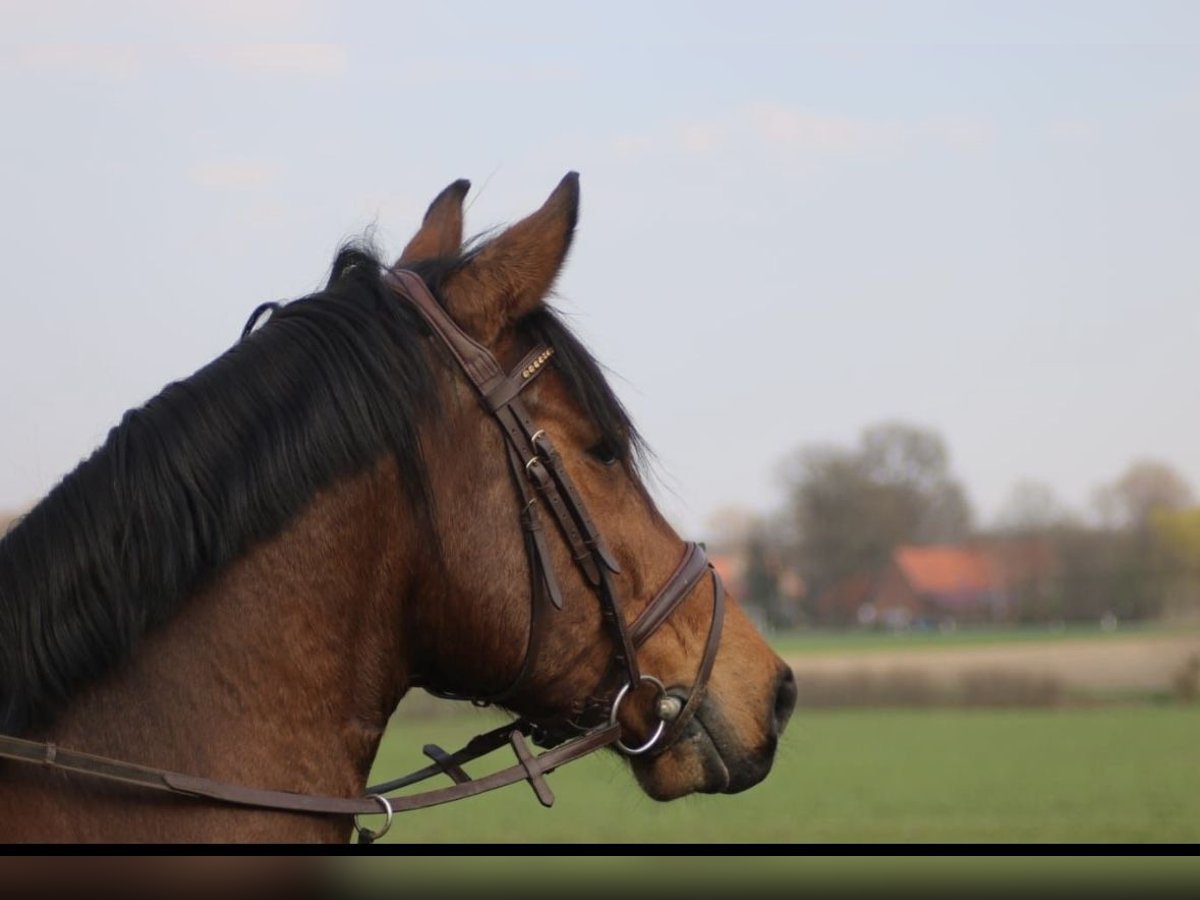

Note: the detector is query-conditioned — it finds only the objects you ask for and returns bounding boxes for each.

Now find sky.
[1,1,1198,540]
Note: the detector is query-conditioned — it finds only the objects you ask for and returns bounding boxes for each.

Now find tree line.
[714,421,1199,628]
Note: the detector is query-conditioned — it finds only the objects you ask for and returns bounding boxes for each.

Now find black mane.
[0,245,642,734]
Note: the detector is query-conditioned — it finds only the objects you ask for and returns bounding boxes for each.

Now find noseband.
[0,269,726,843]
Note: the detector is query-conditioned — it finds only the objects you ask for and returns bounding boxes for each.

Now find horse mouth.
[628,700,776,800]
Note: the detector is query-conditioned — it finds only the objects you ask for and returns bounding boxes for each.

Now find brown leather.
[385,269,505,390]
[629,542,711,646]
[0,722,619,819]
[511,442,565,611]
[656,568,726,751]
[526,429,622,575]
[421,744,471,784]
[508,730,555,808]
[484,344,556,410]
[0,267,728,841]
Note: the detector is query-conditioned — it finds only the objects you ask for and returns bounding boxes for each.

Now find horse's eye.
[587,439,620,467]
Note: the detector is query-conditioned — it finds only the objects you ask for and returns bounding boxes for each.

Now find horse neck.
[1,459,417,843]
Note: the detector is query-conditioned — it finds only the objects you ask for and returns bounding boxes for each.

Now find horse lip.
[693,700,776,795]
[692,711,732,793]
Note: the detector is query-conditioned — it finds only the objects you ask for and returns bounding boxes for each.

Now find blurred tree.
[1150,506,1200,623]
[1153,507,1200,560]
[742,525,784,629]
[1051,527,1142,621]
[703,504,759,553]
[1093,461,1194,620]
[1047,463,1193,624]
[781,421,973,601]
[995,479,1074,534]
[1094,460,1194,530]
[704,506,797,628]
[784,445,878,592]
[859,422,951,495]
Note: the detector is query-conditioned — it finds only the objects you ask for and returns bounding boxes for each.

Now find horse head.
[392,174,795,800]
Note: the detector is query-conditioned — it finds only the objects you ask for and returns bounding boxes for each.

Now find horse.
[0,174,796,842]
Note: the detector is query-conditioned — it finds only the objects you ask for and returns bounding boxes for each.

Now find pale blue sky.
[2,1,1198,537]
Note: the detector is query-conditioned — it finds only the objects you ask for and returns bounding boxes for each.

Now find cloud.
[924,116,997,150]
[611,102,996,166]
[169,0,327,36]
[1,40,346,83]
[1045,118,1094,145]
[0,1,328,42]
[213,42,346,77]
[0,44,145,80]
[746,102,907,156]
[611,103,907,164]
[611,134,657,160]
[186,160,282,190]
[677,120,731,156]
[387,59,581,86]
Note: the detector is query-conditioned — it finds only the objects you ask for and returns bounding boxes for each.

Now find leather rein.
[0,269,726,843]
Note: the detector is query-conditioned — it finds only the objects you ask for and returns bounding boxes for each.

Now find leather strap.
[655,568,725,751]
[629,542,711,646]
[385,269,504,390]
[0,723,620,820]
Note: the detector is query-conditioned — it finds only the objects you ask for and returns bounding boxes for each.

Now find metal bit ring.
[609,675,668,756]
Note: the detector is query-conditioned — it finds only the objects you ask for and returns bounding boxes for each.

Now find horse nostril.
[773,667,797,737]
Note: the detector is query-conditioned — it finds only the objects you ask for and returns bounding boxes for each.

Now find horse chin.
[628,704,776,801]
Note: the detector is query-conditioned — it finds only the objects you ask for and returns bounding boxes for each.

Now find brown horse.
[0,174,795,842]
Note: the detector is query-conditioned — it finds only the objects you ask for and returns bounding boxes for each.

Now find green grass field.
[366,704,1200,844]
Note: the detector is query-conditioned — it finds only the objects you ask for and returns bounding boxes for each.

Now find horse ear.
[443,172,579,344]
[396,178,470,265]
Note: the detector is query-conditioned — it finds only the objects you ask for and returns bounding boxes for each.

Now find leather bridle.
[0,269,726,843]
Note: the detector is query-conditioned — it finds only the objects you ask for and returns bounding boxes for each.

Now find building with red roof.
[845,541,1059,629]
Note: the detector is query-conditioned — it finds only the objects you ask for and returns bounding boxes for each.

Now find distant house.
[813,573,875,627]
[869,545,1005,628]
[855,541,1059,630]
